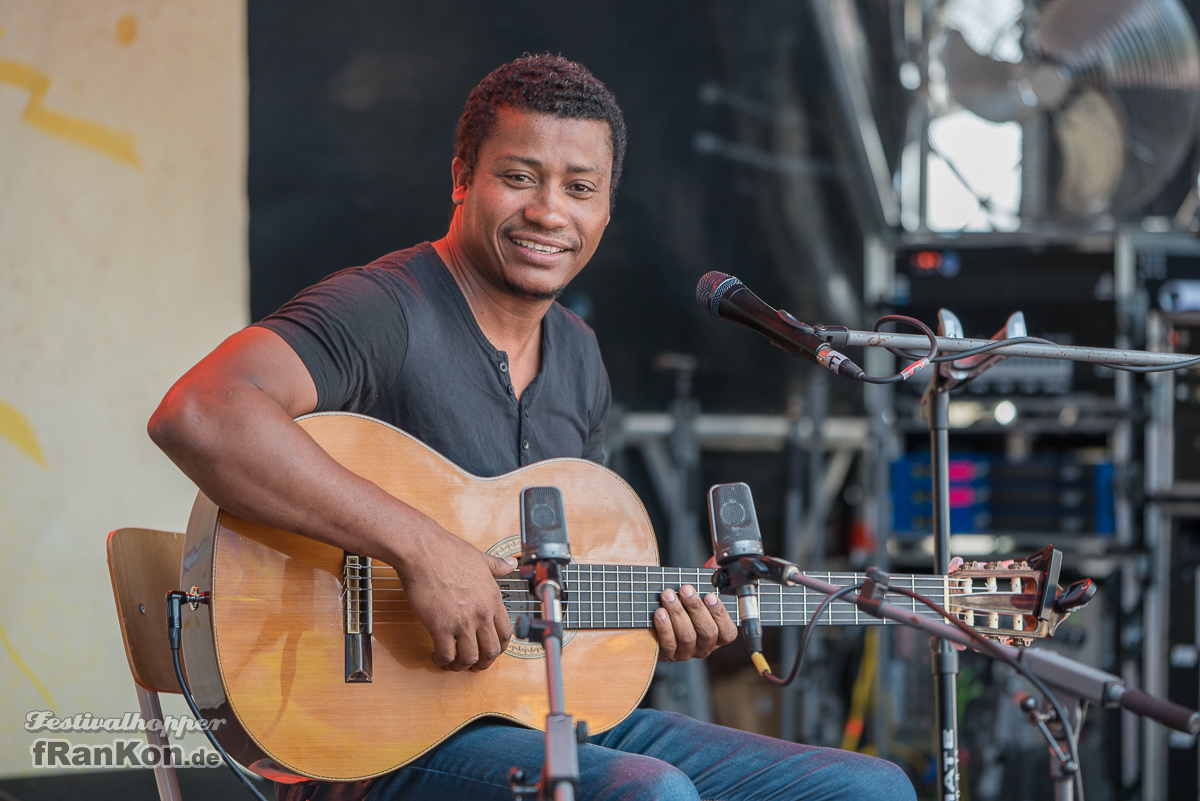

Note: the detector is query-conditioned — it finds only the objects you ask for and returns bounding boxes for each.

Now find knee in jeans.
[845,757,916,801]
[606,760,698,801]
[642,765,699,801]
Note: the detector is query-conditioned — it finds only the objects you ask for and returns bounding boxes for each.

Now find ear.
[451,157,471,205]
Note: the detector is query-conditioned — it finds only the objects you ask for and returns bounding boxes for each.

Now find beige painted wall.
[0,0,247,776]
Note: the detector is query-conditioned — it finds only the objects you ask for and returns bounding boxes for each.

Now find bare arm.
[148,326,514,671]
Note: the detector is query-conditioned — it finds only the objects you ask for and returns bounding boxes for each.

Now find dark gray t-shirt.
[255,243,610,476]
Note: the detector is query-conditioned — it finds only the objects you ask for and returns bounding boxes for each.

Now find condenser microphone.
[520,486,571,565]
[696,271,864,380]
[708,483,765,656]
[520,487,571,605]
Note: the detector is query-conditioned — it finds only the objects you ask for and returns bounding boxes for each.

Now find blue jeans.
[366,709,916,801]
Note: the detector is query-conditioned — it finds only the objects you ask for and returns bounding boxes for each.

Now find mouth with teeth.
[509,236,571,256]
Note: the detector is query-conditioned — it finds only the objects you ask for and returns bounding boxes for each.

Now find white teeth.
[512,238,566,254]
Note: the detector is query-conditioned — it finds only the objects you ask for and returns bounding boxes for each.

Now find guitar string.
[350,569,1002,594]
[336,575,1019,628]
[336,565,1028,629]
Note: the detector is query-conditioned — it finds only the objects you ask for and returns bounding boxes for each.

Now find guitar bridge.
[344,553,373,683]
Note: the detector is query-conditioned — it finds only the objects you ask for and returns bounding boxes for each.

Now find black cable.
[1099,356,1200,373]
[856,315,939,385]
[167,593,269,801]
[758,584,863,688]
[887,586,1085,801]
[887,336,1057,364]
[887,334,1200,374]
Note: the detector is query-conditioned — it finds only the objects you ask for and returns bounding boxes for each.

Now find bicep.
[172,326,318,419]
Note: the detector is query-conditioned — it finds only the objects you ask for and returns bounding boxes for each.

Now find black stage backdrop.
[247,0,882,417]
[247,0,900,555]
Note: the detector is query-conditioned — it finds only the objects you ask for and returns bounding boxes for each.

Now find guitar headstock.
[946,546,1096,646]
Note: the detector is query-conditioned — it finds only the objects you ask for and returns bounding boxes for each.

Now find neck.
[433,223,549,358]
[493,565,952,630]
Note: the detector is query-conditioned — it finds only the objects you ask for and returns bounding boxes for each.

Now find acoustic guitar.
[178,412,1087,782]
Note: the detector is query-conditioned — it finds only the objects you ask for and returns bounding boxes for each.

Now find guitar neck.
[497,565,950,630]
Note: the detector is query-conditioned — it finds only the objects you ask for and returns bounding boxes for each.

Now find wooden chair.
[106,527,186,801]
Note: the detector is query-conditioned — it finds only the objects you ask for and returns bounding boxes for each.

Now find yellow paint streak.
[0,27,141,166]
[0,616,58,712]
[0,400,46,466]
[115,15,137,46]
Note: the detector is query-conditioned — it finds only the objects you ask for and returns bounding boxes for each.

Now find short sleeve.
[254,267,408,414]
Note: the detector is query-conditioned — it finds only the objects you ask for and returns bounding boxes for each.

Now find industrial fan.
[920,0,1200,231]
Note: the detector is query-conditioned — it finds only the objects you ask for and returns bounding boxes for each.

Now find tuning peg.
[1054,579,1097,613]
[1026,545,1059,572]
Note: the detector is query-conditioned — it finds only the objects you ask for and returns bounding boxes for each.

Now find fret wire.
[603,564,609,630]
[624,563,633,623]
[585,564,592,628]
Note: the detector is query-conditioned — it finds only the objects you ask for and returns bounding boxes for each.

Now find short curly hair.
[454,54,627,209]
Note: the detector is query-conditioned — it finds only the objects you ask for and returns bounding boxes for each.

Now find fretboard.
[496,565,949,629]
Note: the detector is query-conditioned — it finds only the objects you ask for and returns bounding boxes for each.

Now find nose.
[523,186,568,230]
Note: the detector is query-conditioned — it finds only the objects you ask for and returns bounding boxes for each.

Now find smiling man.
[149,55,915,801]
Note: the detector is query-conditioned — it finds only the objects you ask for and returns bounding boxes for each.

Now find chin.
[502,277,564,302]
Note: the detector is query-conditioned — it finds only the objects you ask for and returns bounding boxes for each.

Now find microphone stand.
[785,568,1200,801]
[510,558,583,801]
[698,278,1200,796]
[802,317,1200,799]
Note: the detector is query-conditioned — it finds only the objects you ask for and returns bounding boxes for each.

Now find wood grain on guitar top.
[188,412,660,781]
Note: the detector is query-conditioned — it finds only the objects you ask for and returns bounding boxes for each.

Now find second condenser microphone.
[520,486,571,566]
[708,482,765,655]
[695,271,864,380]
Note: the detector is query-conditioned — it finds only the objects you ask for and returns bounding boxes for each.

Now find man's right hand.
[394,524,518,672]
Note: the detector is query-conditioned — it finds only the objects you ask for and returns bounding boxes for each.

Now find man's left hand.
[654,585,739,661]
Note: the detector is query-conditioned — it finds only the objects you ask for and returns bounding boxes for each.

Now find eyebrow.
[497,155,606,176]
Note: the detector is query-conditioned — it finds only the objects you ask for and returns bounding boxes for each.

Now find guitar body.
[180,412,660,782]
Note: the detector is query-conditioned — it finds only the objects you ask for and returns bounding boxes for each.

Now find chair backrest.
[106,527,186,694]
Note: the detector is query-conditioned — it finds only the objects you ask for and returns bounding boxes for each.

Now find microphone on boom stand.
[695,272,865,380]
[707,483,802,675]
[510,487,583,801]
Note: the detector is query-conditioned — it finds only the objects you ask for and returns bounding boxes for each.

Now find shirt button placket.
[519,401,532,464]
[500,359,516,397]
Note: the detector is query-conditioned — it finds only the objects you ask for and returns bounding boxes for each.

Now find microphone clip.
[520,560,568,604]
[711,559,759,595]
[857,567,891,618]
[811,325,850,350]
[712,555,801,592]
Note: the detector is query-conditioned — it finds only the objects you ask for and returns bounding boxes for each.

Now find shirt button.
[522,439,530,450]
[499,362,508,373]
[507,384,515,395]
[523,408,529,418]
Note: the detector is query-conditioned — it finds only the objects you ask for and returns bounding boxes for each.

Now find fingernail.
[662,588,676,602]
[504,557,518,567]
[655,608,668,621]
[705,593,719,606]
[680,585,695,598]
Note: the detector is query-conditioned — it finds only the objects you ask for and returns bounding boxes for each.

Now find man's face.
[451,107,612,300]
